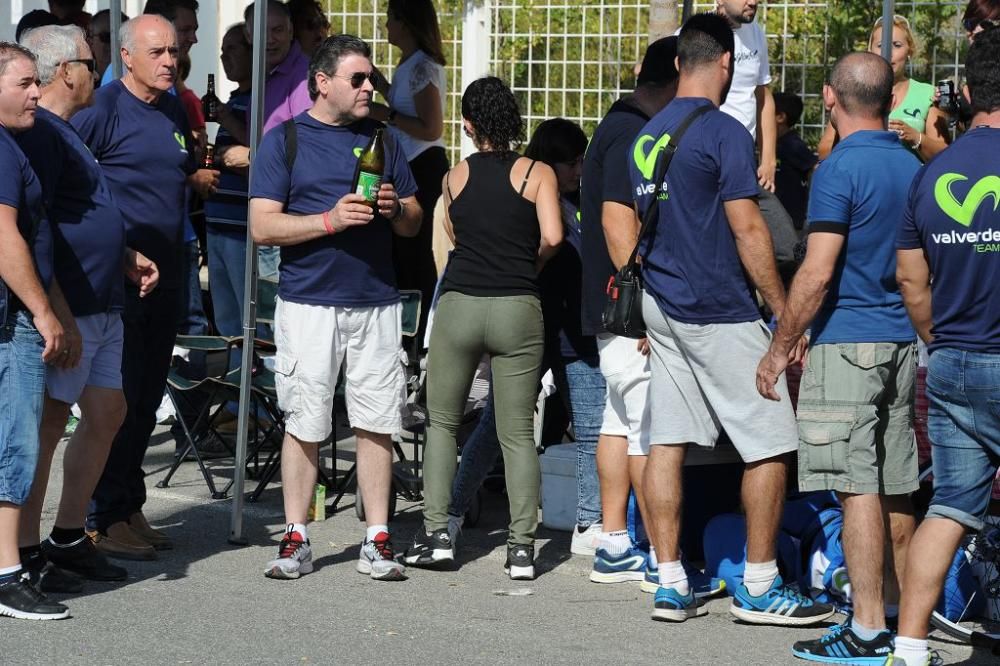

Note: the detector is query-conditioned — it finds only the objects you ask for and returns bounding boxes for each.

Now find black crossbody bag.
[602,105,712,338]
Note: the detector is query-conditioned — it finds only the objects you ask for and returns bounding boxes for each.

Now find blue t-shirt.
[205,90,250,227]
[250,113,417,307]
[72,80,195,288]
[0,126,53,310]
[897,126,1000,353]
[806,131,918,345]
[629,97,761,324]
[16,107,128,316]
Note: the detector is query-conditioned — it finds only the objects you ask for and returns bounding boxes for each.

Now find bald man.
[756,52,922,663]
[72,14,217,560]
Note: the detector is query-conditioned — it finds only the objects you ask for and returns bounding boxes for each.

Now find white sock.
[657,560,689,596]
[366,524,388,541]
[891,636,929,666]
[743,560,779,597]
[288,522,308,542]
[598,530,631,557]
[0,564,22,577]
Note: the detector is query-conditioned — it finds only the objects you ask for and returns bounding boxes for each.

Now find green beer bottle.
[352,128,385,211]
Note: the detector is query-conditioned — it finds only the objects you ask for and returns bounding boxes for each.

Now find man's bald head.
[829,51,893,120]
[121,13,175,53]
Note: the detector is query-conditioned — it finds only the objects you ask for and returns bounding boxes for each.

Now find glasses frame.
[65,58,97,73]
[330,71,376,89]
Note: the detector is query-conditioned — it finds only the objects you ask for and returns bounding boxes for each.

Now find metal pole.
[229,0,268,545]
[881,0,895,62]
[682,0,694,24]
[110,0,122,79]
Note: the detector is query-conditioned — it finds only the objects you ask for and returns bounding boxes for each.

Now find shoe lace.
[817,621,850,645]
[16,573,48,603]
[278,534,305,559]
[371,536,395,560]
[770,583,812,606]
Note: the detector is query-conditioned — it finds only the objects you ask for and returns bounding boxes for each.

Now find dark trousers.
[392,146,448,341]
[88,285,179,532]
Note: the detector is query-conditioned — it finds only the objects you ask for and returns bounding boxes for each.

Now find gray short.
[641,292,799,463]
[797,342,918,496]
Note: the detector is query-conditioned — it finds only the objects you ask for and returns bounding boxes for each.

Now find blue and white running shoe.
[641,560,727,598]
[791,621,893,664]
[651,585,708,622]
[589,546,647,583]
[729,575,835,626]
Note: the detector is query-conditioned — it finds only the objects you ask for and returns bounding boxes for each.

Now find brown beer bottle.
[202,74,218,122]
[351,128,385,211]
[202,144,215,169]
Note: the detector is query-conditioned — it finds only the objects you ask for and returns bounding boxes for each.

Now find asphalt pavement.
[4,428,992,665]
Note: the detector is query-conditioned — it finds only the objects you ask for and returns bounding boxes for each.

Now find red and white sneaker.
[357,532,406,581]
[264,526,313,580]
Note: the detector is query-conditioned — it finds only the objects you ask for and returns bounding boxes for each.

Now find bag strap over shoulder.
[625,104,713,267]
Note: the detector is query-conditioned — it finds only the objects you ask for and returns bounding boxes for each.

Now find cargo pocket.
[797,411,854,475]
[837,342,896,370]
[271,356,299,415]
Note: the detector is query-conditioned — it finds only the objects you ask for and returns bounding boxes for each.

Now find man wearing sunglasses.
[14,23,161,596]
[250,34,421,583]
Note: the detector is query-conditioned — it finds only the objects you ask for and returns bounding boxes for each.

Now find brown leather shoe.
[89,522,157,561]
[128,512,174,551]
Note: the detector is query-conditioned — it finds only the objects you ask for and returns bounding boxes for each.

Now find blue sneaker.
[640,561,727,598]
[791,622,893,664]
[730,575,835,626]
[589,546,647,583]
[651,585,708,622]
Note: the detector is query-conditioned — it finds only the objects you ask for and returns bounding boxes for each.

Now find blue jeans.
[207,225,247,338]
[258,246,280,280]
[177,240,209,336]
[0,310,45,505]
[448,356,604,527]
[924,347,1000,532]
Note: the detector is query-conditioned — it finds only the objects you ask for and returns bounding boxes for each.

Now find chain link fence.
[326,1,970,156]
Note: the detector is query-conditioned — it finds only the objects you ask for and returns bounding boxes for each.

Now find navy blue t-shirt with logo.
[17,107,127,316]
[204,90,250,227]
[897,126,1000,353]
[250,112,417,307]
[0,125,53,312]
[629,97,761,324]
[72,80,195,288]
[579,99,650,336]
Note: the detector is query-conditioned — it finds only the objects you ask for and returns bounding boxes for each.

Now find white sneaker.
[264,530,313,579]
[570,523,602,556]
[357,532,406,581]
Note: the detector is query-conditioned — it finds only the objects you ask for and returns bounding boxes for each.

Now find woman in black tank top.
[403,77,562,580]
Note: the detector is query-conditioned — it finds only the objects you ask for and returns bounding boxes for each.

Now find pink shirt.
[261,42,312,135]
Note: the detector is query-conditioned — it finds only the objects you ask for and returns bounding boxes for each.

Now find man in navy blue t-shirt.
[72,14,218,559]
[250,35,420,582]
[756,52,920,662]
[628,14,833,627]
[0,42,70,621]
[891,30,1000,666]
[16,25,162,593]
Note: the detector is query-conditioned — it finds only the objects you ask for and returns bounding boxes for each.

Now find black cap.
[637,36,679,86]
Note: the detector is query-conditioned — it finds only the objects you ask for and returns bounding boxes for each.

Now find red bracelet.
[322,210,335,235]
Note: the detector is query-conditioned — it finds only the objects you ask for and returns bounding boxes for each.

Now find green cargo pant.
[422,292,544,546]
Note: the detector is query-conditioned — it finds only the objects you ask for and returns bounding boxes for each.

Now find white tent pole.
[110,0,122,79]
[229,0,268,545]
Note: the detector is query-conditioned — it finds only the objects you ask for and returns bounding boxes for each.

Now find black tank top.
[441,152,541,297]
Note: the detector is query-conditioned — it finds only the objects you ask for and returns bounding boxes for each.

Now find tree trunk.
[648,0,679,41]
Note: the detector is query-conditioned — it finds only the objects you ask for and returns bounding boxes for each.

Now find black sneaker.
[0,573,70,620]
[504,544,535,580]
[402,528,454,567]
[21,549,83,594]
[42,536,128,582]
[791,622,893,663]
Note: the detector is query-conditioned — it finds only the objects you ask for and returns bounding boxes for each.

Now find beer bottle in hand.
[202,144,215,169]
[351,128,385,212]
[202,74,218,122]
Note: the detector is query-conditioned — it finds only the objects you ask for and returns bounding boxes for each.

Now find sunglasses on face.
[66,58,97,73]
[332,71,376,89]
[964,17,1000,32]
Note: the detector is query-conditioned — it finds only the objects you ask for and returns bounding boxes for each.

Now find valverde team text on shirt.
[249,113,417,308]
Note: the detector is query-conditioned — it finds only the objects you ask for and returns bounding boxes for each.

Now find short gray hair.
[19,25,84,87]
[0,41,36,80]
